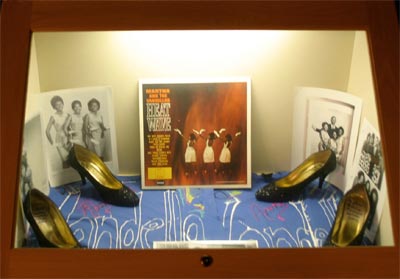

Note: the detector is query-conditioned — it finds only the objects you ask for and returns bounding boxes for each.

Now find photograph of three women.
[38,87,117,187]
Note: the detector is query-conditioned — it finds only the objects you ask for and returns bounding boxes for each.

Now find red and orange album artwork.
[139,78,251,189]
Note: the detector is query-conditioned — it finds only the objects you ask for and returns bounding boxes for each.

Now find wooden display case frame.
[1,1,398,278]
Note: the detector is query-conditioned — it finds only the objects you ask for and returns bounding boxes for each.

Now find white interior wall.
[346,31,393,246]
[21,30,393,247]
[32,31,355,175]
[25,36,41,120]
[15,36,42,247]
[25,36,48,193]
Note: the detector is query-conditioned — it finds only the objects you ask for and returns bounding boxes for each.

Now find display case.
[1,1,398,278]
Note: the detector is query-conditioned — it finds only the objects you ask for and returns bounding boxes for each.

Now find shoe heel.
[79,171,86,185]
[319,150,336,189]
[318,173,328,188]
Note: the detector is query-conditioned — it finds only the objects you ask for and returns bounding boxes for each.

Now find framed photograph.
[139,78,251,189]
[39,86,119,187]
[291,87,362,192]
[349,119,387,244]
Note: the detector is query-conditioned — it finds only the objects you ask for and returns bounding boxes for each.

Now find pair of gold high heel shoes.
[23,144,139,248]
[256,149,372,247]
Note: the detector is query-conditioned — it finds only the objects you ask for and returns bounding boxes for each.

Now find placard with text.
[139,78,251,189]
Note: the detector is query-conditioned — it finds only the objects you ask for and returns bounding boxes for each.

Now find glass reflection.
[15,30,392,249]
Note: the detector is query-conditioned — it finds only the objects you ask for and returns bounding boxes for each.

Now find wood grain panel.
[31,1,369,31]
[1,0,32,276]
[6,247,400,278]
[366,1,399,245]
[1,1,398,278]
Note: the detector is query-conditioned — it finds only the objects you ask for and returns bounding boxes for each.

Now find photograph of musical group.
[38,87,117,187]
[312,115,346,167]
[45,95,110,169]
[140,80,250,188]
[174,127,242,180]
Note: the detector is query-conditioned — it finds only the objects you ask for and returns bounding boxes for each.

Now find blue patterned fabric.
[27,173,343,249]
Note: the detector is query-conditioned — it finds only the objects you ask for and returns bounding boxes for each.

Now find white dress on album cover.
[185,140,196,163]
[219,142,231,163]
[203,139,215,163]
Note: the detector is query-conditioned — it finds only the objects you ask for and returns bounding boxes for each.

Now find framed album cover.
[139,78,251,189]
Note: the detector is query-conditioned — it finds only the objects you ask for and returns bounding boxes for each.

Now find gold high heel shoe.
[256,149,336,202]
[326,183,371,247]
[68,144,139,207]
[23,189,81,248]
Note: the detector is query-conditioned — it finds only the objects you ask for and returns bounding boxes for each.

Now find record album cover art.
[139,78,251,189]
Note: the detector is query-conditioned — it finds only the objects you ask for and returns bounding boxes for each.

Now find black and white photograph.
[359,130,384,190]
[306,99,353,173]
[18,113,48,243]
[291,87,362,192]
[39,86,118,187]
[350,119,387,244]
[21,113,48,197]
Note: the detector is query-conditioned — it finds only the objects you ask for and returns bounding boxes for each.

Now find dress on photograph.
[69,114,85,146]
[86,112,105,158]
[53,112,70,161]
[318,130,330,151]
[328,138,337,154]
[21,164,33,198]
[336,135,345,164]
